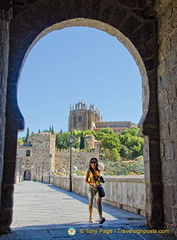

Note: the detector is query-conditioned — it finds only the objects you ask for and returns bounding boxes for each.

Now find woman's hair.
[89,157,100,172]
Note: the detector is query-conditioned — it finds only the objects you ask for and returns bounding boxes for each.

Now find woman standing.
[85,157,105,224]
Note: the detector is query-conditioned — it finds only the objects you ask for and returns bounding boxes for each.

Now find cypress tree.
[80,131,85,149]
[51,126,54,134]
[25,127,30,144]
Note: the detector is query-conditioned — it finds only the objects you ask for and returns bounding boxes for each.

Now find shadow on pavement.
[1,222,176,240]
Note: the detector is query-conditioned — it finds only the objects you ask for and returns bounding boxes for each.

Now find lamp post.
[41,161,44,182]
[49,154,52,184]
[69,135,74,192]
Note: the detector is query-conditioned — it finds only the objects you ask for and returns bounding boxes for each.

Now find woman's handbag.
[97,185,105,197]
[91,169,105,198]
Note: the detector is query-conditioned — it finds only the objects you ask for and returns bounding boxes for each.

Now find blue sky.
[17,27,142,138]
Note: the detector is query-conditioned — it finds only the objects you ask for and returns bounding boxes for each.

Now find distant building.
[16,132,99,182]
[68,101,102,131]
[68,101,137,133]
[16,144,33,182]
[94,121,137,133]
[16,132,55,182]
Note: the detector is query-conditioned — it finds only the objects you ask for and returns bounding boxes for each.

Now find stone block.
[159,109,167,125]
[159,103,175,125]
[164,103,173,122]
[171,65,177,82]
[163,184,176,205]
[120,15,141,38]
[164,204,172,224]
[139,39,156,58]
[0,208,13,227]
[130,23,155,49]
[2,162,16,184]
[144,58,156,71]
[164,3,173,22]
[169,119,177,138]
[160,141,165,158]
[172,207,177,226]
[158,60,166,77]
[159,123,170,140]
[159,37,171,58]
[109,7,127,30]
[166,48,177,70]
[161,71,171,90]
[162,159,177,184]
[171,30,177,50]
[1,184,14,208]
[119,0,142,8]
[172,100,177,118]
[166,140,175,160]
[168,84,177,103]
[158,90,168,106]
[159,106,167,125]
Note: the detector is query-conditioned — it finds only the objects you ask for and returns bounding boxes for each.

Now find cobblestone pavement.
[0,181,176,240]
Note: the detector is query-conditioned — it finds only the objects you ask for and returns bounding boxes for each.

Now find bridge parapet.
[44,175,146,216]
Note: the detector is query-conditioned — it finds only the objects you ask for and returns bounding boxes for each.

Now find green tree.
[56,131,71,150]
[101,134,121,151]
[94,131,106,141]
[119,128,144,159]
[83,130,96,136]
[97,128,114,134]
[55,131,80,150]
[120,145,130,159]
[51,126,54,134]
[24,127,30,144]
[17,138,23,146]
[103,148,120,162]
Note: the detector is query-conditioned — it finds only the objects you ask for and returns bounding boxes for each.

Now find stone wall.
[0,4,13,234]
[55,149,99,172]
[28,133,56,181]
[43,175,146,216]
[155,0,177,236]
[0,13,10,205]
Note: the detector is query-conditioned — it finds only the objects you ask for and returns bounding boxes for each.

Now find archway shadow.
[5,222,176,240]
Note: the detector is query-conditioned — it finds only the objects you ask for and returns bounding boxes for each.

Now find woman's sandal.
[89,217,93,223]
[99,217,105,224]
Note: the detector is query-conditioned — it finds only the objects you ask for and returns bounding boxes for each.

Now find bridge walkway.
[0,181,176,240]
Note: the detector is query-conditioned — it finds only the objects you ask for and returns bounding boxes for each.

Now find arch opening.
[15,20,143,225]
[21,18,149,127]
[23,169,31,181]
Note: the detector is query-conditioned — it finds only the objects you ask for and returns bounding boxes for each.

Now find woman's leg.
[97,198,105,224]
[88,187,95,222]
[96,199,102,219]
[89,201,94,222]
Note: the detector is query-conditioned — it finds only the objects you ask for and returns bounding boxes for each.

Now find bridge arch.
[2,0,162,233]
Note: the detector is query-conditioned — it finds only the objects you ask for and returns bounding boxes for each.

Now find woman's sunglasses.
[91,161,97,164]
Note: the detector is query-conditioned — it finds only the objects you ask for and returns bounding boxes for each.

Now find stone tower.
[68,101,102,131]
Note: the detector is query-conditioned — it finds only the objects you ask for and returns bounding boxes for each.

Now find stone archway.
[23,170,31,181]
[0,0,162,233]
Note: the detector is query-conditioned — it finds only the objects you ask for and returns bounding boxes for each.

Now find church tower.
[68,101,102,131]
